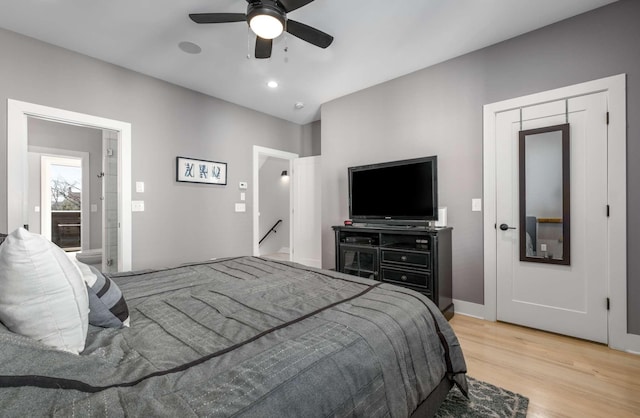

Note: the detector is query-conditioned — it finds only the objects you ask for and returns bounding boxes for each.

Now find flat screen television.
[348,156,438,226]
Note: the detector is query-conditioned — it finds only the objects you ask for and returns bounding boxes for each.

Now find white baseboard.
[623,332,640,355]
[453,299,488,320]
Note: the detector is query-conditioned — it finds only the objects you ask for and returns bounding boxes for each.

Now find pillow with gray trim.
[0,228,89,354]
[75,260,130,328]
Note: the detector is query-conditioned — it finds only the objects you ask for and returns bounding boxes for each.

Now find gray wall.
[0,27,306,269]
[27,118,103,249]
[301,120,321,157]
[320,0,640,334]
[258,157,290,255]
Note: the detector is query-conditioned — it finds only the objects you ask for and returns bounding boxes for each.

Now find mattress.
[0,256,467,417]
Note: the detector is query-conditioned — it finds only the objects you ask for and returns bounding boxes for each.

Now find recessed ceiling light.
[267,80,279,89]
[178,41,202,54]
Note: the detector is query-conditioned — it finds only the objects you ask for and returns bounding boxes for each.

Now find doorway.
[258,155,291,260]
[7,99,132,271]
[483,74,631,350]
[252,146,297,260]
[252,146,322,268]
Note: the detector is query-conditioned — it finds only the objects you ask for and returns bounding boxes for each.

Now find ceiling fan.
[189,0,334,59]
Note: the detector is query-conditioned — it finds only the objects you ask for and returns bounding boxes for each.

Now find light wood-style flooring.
[449,315,640,417]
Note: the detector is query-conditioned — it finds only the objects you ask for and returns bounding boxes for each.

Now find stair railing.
[259,219,283,245]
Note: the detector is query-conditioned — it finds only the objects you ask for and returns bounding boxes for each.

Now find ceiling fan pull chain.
[284,34,289,63]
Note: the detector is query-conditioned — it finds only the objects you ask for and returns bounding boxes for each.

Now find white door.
[292,156,322,268]
[496,92,608,343]
[40,155,84,248]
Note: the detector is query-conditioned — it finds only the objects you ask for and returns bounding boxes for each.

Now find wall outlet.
[132,201,145,212]
[91,204,98,212]
[235,203,246,212]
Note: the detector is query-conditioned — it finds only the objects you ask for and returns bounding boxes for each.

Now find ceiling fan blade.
[189,13,246,24]
[255,37,273,59]
[286,19,333,49]
[279,0,315,13]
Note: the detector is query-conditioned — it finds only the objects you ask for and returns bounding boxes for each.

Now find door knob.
[499,223,516,231]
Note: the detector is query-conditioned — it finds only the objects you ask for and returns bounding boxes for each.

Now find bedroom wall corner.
[300,120,321,157]
[320,0,640,336]
[0,27,305,270]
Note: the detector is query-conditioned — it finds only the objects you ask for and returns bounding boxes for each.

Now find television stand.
[332,225,453,320]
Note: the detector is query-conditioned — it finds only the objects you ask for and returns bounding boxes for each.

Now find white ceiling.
[0,0,617,125]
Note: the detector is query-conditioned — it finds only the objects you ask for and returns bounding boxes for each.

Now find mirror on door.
[519,123,570,265]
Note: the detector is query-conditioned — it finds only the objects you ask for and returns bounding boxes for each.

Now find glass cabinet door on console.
[339,246,378,279]
[333,225,454,320]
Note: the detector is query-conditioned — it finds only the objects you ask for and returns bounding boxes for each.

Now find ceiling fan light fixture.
[248,6,285,40]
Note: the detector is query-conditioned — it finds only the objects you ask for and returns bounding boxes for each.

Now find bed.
[0,250,467,417]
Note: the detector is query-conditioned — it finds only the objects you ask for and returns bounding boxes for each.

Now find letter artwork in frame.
[176,156,227,185]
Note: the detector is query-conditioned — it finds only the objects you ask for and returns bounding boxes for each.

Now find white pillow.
[0,228,89,354]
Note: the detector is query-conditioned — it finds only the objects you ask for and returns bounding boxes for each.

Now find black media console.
[332,225,453,319]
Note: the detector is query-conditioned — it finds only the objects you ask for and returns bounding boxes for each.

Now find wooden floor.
[449,315,640,417]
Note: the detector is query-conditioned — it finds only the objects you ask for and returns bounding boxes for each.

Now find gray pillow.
[75,260,130,328]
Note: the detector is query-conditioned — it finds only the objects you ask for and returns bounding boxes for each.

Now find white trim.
[453,299,487,320]
[7,99,132,271]
[482,102,499,322]
[482,74,635,351]
[252,146,298,259]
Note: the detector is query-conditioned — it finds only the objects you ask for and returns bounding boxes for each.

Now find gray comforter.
[0,257,466,417]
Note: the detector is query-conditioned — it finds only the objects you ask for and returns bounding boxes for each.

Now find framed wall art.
[176,156,227,185]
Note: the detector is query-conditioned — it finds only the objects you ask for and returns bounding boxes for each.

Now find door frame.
[252,146,298,258]
[482,74,636,352]
[7,99,132,271]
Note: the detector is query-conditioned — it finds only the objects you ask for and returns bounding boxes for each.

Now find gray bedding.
[0,256,467,417]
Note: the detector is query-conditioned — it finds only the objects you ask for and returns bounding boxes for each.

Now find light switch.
[132,201,145,212]
[34,206,40,213]
[239,181,248,189]
[472,198,482,212]
[235,203,246,212]
[240,192,246,201]
[136,181,145,193]
[91,204,98,213]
